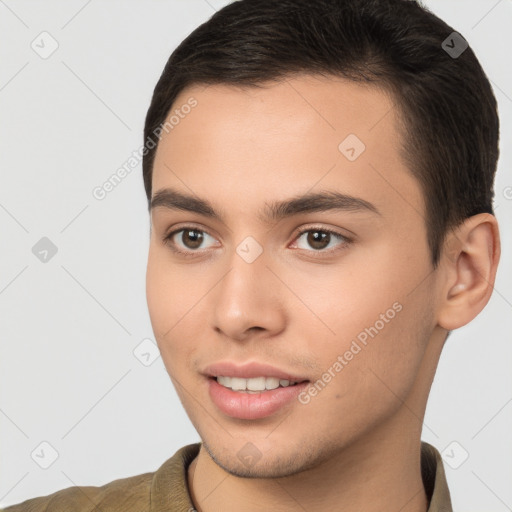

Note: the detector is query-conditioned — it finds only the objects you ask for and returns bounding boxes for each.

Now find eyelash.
[162,225,352,259]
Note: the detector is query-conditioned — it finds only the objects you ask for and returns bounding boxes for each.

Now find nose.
[211,246,286,342]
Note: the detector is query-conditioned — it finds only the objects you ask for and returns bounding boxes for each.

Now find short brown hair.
[142,0,499,266]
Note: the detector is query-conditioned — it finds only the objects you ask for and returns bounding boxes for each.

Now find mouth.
[206,375,311,420]
[212,375,308,393]
[202,361,311,419]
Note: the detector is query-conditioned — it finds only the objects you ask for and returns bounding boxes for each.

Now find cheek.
[289,249,435,395]
[146,242,197,328]
[145,246,197,374]
[292,283,435,442]
[146,248,170,337]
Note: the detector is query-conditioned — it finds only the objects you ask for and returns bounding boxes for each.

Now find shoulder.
[1,443,201,512]
[1,471,153,512]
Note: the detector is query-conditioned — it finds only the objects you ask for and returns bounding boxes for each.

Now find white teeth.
[265,377,280,390]
[216,376,298,391]
[230,377,247,391]
[247,377,266,391]
[216,376,231,388]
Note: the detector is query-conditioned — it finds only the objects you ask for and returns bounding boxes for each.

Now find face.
[146,75,443,478]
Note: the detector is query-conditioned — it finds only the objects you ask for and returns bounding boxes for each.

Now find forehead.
[151,75,424,227]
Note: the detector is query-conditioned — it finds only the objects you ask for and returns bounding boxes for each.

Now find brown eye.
[293,227,348,253]
[305,231,331,250]
[163,226,219,257]
[180,229,204,249]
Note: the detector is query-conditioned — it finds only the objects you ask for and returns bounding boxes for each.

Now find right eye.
[163,226,219,256]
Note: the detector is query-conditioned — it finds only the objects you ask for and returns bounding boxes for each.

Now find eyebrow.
[150,187,380,225]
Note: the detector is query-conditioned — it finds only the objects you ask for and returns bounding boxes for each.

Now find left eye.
[292,228,349,252]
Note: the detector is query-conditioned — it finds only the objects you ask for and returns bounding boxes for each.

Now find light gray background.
[0,0,511,509]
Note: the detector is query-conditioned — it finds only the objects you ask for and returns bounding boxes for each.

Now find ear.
[437,213,501,331]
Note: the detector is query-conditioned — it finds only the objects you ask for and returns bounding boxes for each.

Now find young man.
[3,0,501,510]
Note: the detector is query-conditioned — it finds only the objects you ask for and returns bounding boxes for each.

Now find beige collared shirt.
[2,441,452,511]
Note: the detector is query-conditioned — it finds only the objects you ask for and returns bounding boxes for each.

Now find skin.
[145,74,500,512]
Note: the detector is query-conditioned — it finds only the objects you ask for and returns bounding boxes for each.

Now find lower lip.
[208,378,309,420]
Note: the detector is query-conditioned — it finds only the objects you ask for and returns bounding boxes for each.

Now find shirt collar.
[422,441,453,511]
[151,441,452,511]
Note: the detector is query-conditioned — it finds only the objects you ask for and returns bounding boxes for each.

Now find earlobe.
[437,213,500,331]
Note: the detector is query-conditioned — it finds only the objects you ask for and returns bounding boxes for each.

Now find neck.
[188,416,428,512]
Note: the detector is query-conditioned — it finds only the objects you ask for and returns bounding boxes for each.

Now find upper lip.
[203,361,309,381]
